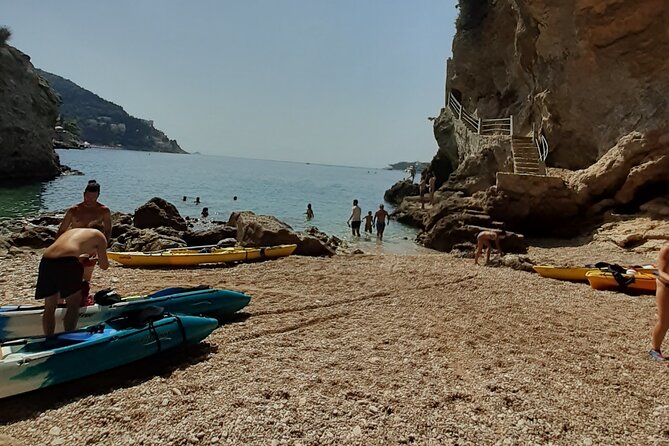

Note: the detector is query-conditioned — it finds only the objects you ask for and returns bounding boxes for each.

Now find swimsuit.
[35,257,84,299]
[376,222,386,231]
[351,221,361,231]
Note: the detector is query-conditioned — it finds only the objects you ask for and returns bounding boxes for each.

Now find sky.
[1,0,457,168]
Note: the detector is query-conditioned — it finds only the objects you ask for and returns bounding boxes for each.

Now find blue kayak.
[0,310,218,399]
[0,287,250,341]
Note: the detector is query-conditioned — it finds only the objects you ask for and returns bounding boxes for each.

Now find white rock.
[48,427,61,436]
[352,426,362,436]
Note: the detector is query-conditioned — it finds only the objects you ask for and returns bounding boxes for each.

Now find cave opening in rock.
[614,180,669,215]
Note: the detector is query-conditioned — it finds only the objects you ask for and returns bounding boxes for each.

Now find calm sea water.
[0,149,426,254]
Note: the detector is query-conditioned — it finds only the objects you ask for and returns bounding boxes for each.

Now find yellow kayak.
[533,266,594,282]
[585,270,657,293]
[108,244,297,267]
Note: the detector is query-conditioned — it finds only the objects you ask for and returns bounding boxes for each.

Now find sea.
[0,148,428,254]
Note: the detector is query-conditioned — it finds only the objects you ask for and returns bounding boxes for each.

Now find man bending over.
[36,225,109,336]
[474,230,506,265]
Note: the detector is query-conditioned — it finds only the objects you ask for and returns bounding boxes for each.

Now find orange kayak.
[585,270,657,293]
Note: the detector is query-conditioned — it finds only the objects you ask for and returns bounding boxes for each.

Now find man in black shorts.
[36,225,109,336]
[347,199,362,237]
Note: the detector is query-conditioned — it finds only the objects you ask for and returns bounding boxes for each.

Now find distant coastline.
[386,161,428,171]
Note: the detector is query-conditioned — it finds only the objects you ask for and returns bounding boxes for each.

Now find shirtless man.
[36,226,109,336]
[650,244,669,360]
[474,230,505,265]
[347,199,362,237]
[57,180,112,283]
[374,204,390,241]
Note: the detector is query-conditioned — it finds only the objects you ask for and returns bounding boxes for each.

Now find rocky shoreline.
[0,197,344,258]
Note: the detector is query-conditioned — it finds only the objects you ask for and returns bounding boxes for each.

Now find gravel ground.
[0,241,666,446]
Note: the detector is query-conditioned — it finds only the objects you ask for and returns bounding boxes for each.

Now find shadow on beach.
[0,342,218,425]
[525,234,594,249]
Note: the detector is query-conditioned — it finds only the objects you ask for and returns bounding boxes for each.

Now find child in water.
[363,211,374,234]
[305,203,314,220]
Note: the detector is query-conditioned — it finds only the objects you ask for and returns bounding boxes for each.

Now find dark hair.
[85,180,100,193]
[353,199,358,205]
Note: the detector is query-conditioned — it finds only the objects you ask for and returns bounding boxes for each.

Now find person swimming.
[306,203,314,220]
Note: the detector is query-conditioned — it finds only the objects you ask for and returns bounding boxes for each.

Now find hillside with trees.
[38,70,186,153]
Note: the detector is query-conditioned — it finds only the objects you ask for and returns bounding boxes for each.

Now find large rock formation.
[446,0,669,170]
[0,41,61,182]
[405,0,669,251]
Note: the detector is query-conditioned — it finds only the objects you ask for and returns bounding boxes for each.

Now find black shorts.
[35,257,84,299]
[351,221,361,230]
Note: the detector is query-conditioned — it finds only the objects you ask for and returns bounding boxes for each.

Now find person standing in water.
[373,204,390,241]
[56,180,112,287]
[36,225,109,336]
[347,199,362,237]
[306,203,314,220]
[650,244,669,360]
[363,211,374,235]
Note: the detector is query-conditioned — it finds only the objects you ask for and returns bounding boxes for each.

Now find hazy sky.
[2,1,457,168]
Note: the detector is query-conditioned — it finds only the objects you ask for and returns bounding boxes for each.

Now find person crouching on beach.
[650,244,669,360]
[363,211,374,234]
[36,225,109,336]
[474,230,506,265]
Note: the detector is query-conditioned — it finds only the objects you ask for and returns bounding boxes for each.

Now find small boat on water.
[108,244,297,267]
[585,270,657,293]
[0,310,218,399]
[0,287,250,341]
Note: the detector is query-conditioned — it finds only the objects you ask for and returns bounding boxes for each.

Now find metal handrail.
[447,91,512,136]
[536,133,549,162]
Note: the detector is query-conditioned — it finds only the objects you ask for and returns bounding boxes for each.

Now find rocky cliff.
[394,0,669,251]
[0,42,61,183]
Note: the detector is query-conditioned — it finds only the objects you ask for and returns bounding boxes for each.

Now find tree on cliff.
[456,0,490,31]
[0,27,11,46]
[61,118,81,138]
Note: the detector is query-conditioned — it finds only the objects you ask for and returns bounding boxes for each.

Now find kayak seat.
[116,305,166,329]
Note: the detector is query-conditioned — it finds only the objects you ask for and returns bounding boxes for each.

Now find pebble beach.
[0,239,666,445]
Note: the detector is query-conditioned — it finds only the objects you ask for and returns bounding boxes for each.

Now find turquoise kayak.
[0,310,218,399]
[0,287,250,341]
